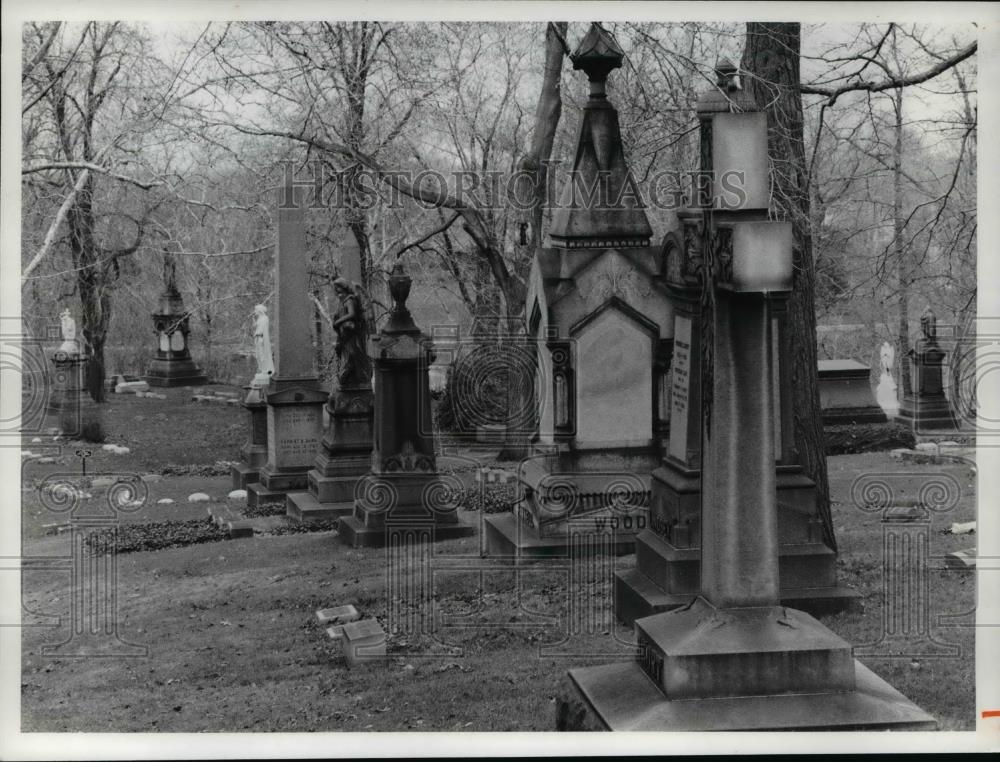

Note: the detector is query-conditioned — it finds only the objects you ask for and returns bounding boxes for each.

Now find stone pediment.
[570,295,659,339]
[265,386,327,406]
[553,249,662,314]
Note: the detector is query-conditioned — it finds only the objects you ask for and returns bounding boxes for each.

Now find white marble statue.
[252,304,274,385]
[58,308,80,355]
[876,340,899,416]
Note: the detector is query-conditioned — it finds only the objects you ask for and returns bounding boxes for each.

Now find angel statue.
[332,278,372,390]
[58,308,79,355]
[876,340,899,416]
[252,304,274,385]
[880,341,895,377]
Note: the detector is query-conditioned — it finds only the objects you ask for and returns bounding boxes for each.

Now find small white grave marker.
[316,604,359,626]
[341,619,386,666]
[948,521,976,535]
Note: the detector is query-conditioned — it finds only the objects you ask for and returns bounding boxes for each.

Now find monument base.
[483,512,641,564]
[230,463,261,491]
[566,660,936,731]
[257,464,311,493]
[896,394,960,430]
[613,528,859,624]
[338,514,476,548]
[285,490,355,524]
[246,482,288,510]
[502,446,654,561]
[144,357,208,387]
[624,460,859,623]
[337,472,476,548]
[567,597,935,731]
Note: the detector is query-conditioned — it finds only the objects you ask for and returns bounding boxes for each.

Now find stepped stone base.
[614,566,859,624]
[337,514,475,548]
[246,482,287,510]
[286,491,355,523]
[483,512,641,564]
[614,529,858,624]
[896,394,960,430]
[567,598,935,732]
[144,357,207,387]
[230,463,261,491]
[567,660,936,731]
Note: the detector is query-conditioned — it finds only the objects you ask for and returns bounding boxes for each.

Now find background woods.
[22,20,976,403]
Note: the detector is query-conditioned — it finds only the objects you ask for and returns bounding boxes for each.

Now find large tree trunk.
[892,86,912,397]
[741,23,835,550]
[68,173,110,403]
[497,21,566,461]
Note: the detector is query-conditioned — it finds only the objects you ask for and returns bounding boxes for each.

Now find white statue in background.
[58,308,80,355]
[876,340,899,416]
[252,304,274,386]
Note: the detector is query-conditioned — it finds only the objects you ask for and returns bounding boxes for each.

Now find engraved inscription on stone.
[267,406,322,469]
[667,315,692,462]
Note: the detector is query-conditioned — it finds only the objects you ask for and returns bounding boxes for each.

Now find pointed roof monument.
[548,23,652,249]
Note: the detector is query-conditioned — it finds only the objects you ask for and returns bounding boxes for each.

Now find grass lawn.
[18,389,977,731]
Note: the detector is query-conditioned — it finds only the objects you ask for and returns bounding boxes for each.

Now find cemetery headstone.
[48,310,92,436]
[567,59,934,730]
[484,23,671,563]
[817,358,887,424]
[614,60,856,625]
[143,246,208,387]
[246,183,326,509]
[337,263,474,547]
[286,242,375,522]
[897,307,959,429]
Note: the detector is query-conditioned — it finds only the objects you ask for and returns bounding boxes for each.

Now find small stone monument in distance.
[337,263,474,547]
[817,358,887,425]
[897,307,958,429]
[144,246,208,387]
[48,309,89,433]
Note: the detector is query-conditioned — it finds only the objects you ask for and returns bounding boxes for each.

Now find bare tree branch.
[22,161,164,189]
[800,41,977,105]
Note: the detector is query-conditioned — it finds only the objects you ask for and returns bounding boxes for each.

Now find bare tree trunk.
[69,173,110,402]
[892,86,912,397]
[497,21,566,461]
[741,22,834,550]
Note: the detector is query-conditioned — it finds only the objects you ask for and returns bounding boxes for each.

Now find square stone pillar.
[569,60,932,728]
[338,264,473,548]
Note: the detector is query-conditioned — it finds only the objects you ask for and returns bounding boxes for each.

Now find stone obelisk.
[247,181,326,509]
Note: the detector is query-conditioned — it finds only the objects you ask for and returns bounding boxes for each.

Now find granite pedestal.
[231,384,268,490]
[338,265,474,547]
[286,386,374,523]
